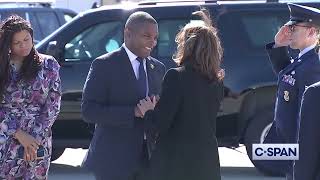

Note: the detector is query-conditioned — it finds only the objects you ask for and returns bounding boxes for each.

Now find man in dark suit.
[293,82,320,180]
[260,3,320,179]
[81,11,166,180]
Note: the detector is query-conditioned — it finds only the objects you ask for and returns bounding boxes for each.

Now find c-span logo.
[252,144,299,160]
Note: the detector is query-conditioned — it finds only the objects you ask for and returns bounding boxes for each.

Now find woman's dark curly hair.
[0,15,42,102]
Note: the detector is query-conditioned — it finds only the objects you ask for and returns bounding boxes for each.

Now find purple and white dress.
[0,54,61,179]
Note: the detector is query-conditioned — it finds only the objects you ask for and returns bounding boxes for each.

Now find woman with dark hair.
[0,15,61,179]
[137,10,224,180]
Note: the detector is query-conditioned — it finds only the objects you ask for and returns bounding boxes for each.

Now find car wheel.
[244,107,285,176]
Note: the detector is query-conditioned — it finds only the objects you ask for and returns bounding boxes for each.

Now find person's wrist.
[274,42,283,48]
[13,129,19,139]
[14,129,22,140]
[274,40,289,48]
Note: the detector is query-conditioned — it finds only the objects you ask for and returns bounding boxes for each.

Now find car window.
[157,19,189,59]
[64,21,123,61]
[35,11,59,38]
[0,11,25,21]
[217,10,288,56]
[155,10,289,91]
[217,10,289,91]
[27,12,42,43]
[63,13,74,22]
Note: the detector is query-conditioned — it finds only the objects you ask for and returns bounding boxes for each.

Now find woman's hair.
[311,24,320,48]
[0,15,41,101]
[173,9,223,81]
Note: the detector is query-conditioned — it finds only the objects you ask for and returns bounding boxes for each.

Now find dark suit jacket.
[140,66,224,180]
[81,46,165,179]
[294,82,320,180]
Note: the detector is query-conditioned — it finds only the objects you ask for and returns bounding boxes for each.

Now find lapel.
[118,46,139,97]
[280,60,299,77]
[146,57,157,96]
[280,48,316,76]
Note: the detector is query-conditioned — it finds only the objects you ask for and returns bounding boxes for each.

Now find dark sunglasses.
[288,24,311,32]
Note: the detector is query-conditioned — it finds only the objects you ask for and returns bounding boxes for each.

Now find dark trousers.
[286,167,293,180]
[286,173,293,180]
[141,140,149,168]
[94,141,149,180]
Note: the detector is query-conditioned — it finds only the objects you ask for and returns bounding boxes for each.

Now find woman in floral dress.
[0,15,61,179]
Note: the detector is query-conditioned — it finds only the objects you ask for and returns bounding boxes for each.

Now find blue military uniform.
[294,82,320,180]
[261,3,320,178]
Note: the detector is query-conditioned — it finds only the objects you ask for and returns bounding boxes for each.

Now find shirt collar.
[123,43,138,64]
[298,43,317,58]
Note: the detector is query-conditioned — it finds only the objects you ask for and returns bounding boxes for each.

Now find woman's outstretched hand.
[137,96,157,117]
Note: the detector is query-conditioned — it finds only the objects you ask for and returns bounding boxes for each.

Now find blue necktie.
[137,57,147,98]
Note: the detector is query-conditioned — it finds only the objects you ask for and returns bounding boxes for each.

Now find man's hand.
[150,94,160,104]
[134,106,143,118]
[274,25,292,48]
[137,96,157,117]
[135,96,159,118]
[14,129,39,161]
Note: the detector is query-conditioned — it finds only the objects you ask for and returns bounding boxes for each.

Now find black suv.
[0,2,76,43]
[35,0,320,175]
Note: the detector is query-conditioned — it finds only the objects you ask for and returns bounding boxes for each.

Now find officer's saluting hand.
[274,26,292,48]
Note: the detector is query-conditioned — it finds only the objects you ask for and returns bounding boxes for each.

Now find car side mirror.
[46,41,61,60]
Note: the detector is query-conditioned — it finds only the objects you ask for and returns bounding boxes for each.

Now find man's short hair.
[125,11,157,30]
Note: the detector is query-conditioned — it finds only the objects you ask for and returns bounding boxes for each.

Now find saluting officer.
[263,3,320,179]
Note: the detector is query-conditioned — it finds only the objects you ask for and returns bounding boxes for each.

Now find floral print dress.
[0,55,61,179]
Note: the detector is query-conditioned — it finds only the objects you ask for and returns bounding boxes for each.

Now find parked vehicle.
[0,0,76,43]
[35,0,320,175]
